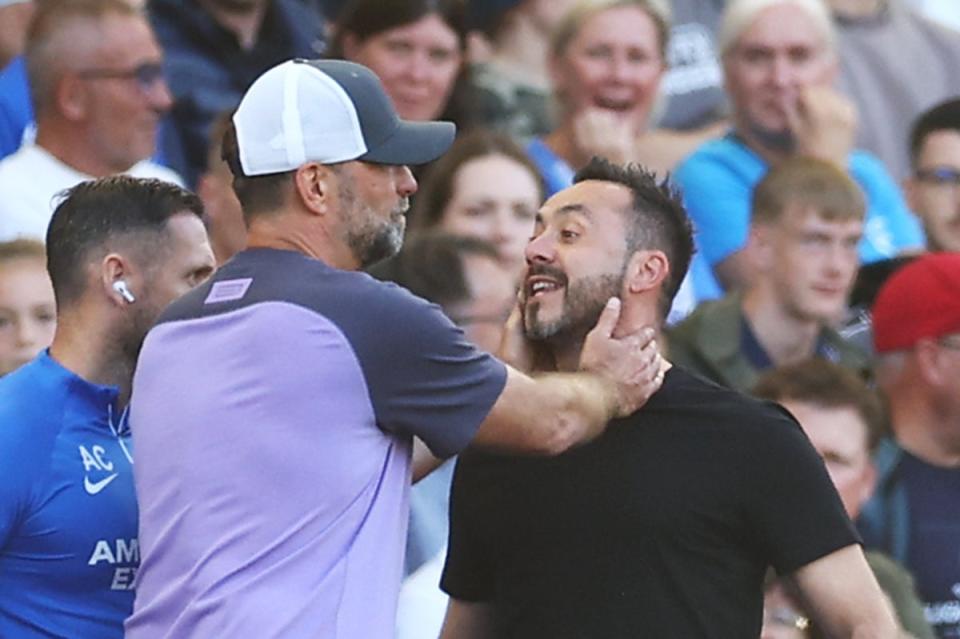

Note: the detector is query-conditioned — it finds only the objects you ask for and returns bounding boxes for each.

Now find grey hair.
[718,0,835,59]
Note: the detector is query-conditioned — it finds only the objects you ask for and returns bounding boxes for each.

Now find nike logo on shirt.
[84,474,119,495]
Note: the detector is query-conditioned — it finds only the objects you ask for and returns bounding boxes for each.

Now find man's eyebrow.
[537,203,593,223]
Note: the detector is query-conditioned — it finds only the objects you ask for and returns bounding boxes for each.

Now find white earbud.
[112,280,136,304]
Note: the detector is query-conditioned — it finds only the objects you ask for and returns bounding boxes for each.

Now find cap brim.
[360,120,456,166]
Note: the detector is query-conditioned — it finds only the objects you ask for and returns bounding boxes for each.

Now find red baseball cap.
[872,252,960,353]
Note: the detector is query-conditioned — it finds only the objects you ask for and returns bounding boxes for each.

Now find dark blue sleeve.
[346,282,508,458]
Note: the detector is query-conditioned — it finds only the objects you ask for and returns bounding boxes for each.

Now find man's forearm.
[470,367,621,456]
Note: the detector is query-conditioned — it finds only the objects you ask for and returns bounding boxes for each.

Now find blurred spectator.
[860,252,960,639]
[196,111,245,265]
[0,0,181,242]
[467,0,576,141]
[668,158,869,392]
[674,0,925,292]
[755,359,935,639]
[148,0,324,187]
[905,99,960,253]
[0,176,215,639]
[410,130,543,276]
[0,0,34,69]
[0,238,54,377]
[831,0,960,181]
[329,0,470,128]
[527,0,671,190]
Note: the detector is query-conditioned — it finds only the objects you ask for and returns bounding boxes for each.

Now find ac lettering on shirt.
[79,444,114,471]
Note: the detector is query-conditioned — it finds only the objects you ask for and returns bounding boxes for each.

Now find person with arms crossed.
[0,176,215,638]
[126,59,663,639]
[440,157,897,639]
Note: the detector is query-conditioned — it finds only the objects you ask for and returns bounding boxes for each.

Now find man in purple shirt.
[126,59,664,638]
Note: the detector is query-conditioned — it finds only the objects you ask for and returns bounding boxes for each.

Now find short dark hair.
[573,157,693,321]
[46,176,203,307]
[221,120,295,222]
[410,129,544,231]
[909,98,960,170]
[367,231,500,310]
[753,358,885,453]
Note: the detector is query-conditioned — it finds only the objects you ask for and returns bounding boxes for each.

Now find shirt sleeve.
[674,141,761,267]
[743,404,861,575]
[849,152,926,260]
[440,453,497,601]
[348,282,508,459]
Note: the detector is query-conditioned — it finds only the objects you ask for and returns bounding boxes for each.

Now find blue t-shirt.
[0,351,137,638]
[674,134,926,267]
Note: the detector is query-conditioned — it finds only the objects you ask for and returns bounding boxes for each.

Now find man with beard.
[125,60,664,639]
[439,157,898,638]
[673,0,923,292]
[0,176,215,638]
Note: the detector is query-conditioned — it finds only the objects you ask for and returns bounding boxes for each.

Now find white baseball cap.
[232,59,456,176]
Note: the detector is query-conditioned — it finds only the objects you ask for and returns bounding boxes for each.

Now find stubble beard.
[339,178,408,269]
[523,271,624,346]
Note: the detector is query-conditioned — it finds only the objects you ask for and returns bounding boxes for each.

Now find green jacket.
[866,550,935,639]
[667,294,870,392]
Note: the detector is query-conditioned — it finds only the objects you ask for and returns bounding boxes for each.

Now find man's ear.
[100,253,135,307]
[625,249,670,295]
[58,74,88,121]
[294,162,335,216]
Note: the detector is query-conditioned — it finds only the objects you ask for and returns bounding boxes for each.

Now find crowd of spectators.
[1,0,959,637]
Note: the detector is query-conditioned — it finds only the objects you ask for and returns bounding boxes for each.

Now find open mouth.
[593,96,636,112]
[526,275,564,299]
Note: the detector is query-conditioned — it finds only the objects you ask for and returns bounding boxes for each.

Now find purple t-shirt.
[126,248,506,638]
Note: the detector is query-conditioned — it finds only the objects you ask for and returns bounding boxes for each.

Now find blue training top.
[0,351,137,638]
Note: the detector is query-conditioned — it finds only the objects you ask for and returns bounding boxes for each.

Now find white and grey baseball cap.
[233,59,456,176]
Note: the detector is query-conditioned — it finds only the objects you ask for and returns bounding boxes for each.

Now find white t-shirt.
[0,144,183,241]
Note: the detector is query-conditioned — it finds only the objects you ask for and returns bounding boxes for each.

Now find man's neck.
[741,288,822,366]
[246,216,359,270]
[35,120,134,178]
[733,121,793,166]
[198,0,268,50]
[48,313,135,405]
[891,402,960,468]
